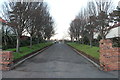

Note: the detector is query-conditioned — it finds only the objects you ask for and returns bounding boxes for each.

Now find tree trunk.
[37,37,39,44]
[101,28,106,40]
[16,29,20,53]
[71,36,73,42]
[81,37,84,44]
[4,37,7,46]
[101,35,106,40]
[78,38,80,43]
[90,39,92,48]
[16,36,20,52]
[30,35,32,48]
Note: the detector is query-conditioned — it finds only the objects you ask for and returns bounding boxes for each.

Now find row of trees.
[69,0,120,47]
[2,1,55,52]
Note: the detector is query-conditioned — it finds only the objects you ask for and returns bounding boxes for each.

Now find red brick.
[0,51,13,71]
[99,39,120,71]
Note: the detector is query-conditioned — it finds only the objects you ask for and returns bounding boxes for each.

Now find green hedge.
[67,43,100,59]
[5,42,52,60]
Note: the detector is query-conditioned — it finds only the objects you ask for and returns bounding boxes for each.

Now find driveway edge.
[10,44,53,70]
[67,44,101,70]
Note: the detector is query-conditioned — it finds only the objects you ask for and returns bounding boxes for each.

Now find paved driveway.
[3,43,118,78]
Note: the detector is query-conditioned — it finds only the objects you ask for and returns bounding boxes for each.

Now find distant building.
[0,18,29,40]
[106,26,120,38]
[0,17,7,29]
[20,36,30,40]
[0,18,7,23]
[94,23,120,39]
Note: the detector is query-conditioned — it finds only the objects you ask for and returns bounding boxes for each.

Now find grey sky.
[44,0,120,40]
[0,0,120,40]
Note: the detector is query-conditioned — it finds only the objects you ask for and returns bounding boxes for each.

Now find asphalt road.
[3,43,118,78]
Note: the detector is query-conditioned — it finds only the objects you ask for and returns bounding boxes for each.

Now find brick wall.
[99,39,120,71]
[0,51,13,70]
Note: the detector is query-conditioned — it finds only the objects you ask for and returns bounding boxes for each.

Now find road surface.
[3,43,118,78]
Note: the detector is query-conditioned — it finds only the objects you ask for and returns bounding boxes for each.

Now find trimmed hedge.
[6,42,52,60]
[67,42,100,59]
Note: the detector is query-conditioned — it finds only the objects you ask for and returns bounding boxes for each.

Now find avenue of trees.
[2,1,55,52]
[69,0,120,47]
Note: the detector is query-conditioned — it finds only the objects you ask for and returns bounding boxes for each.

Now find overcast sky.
[44,0,89,40]
[44,0,120,40]
[0,0,120,40]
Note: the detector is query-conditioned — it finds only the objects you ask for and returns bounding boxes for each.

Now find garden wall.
[0,51,13,70]
[99,39,120,71]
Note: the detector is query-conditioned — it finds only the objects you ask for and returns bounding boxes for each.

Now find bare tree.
[44,19,55,40]
[84,2,97,47]
[94,0,116,39]
[84,16,95,47]
[69,9,87,43]
[69,23,75,41]
[95,0,113,14]
[69,0,120,47]
[109,6,120,24]
[8,2,30,52]
[24,2,42,48]
[1,2,17,49]
[76,10,87,44]
[69,10,87,43]
[86,0,119,40]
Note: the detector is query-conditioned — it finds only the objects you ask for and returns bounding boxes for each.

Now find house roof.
[0,18,7,24]
[0,18,16,27]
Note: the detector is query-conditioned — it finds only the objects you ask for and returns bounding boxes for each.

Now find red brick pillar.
[99,39,120,71]
[0,51,13,70]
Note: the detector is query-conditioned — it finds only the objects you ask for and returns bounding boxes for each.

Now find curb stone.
[9,45,53,70]
[67,44,100,70]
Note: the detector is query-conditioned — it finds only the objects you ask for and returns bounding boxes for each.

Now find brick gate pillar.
[0,51,13,70]
[99,39,120,71]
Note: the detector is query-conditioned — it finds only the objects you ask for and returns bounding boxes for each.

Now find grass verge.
[5,42,53,60]
[67,42,100,60]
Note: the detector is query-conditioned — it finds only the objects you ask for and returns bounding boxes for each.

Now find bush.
[67,42,100,59]
[3,36,46,50]
[112,37,120,47]
[2,35,16,50]
[92,39,99,47]
[20,39,30,47]
[83,36,89,45]
[5,42,53,60]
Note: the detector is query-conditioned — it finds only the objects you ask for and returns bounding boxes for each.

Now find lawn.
[67,43,100,59]
[5,42,53,60]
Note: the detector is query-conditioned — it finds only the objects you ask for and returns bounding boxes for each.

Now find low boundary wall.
[99,39,120,71]
[0,51,13,70]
